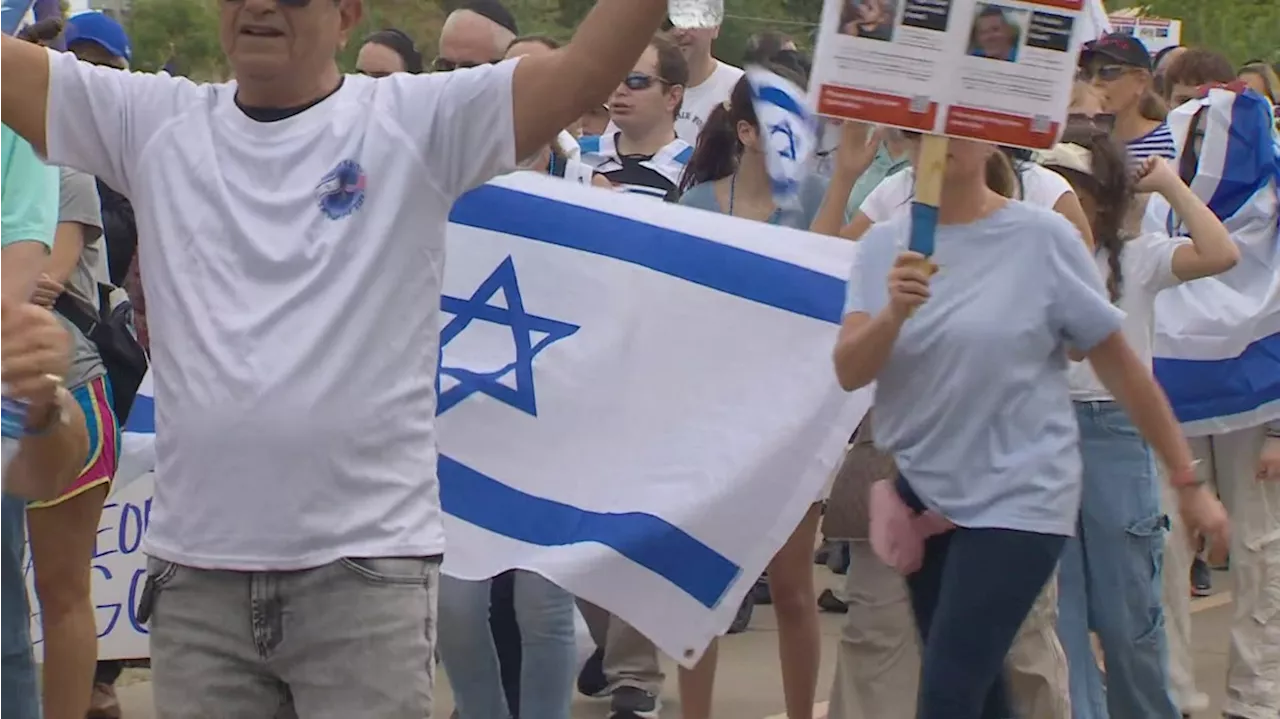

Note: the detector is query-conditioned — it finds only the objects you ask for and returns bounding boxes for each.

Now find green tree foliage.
[1108,0,1279,65]
[126,0,222,77]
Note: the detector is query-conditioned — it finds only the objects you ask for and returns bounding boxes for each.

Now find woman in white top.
[1043,129,1238,719]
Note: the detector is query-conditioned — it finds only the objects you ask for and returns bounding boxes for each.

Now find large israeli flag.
[1146,87,1280,435]
[112,173,869,663]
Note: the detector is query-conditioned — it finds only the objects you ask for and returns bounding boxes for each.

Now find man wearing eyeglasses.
[434,0,517,72]
[0,0,675,716]
[581,34,692,203]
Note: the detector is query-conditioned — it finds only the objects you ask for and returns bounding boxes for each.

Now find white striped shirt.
[1127,122,1177,164]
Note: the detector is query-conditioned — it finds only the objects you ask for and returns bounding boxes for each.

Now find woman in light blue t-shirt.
[832,134,1229,719]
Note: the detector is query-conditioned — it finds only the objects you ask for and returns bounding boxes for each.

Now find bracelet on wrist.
[1168,459,1205,490]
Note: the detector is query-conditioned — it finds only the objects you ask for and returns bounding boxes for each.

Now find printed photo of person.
[968,3,1025,62]
[839,0,898,42]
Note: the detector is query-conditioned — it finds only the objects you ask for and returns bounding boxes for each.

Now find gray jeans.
[147,556,440,719]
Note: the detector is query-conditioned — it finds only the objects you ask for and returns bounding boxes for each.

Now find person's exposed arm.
[833,310,905,390]
[1134,157,1237,280]
[811,123,878,237]
[5,392,88,501]
[1164,182,1238,280]
[0,34,53,154]
[1052,191,1095,250]
[1,300,87,499]
[510,0,668,161]
[45,168,103,285]
[839,213,875,242]
[43,222,87,284]
[2,243,49,303]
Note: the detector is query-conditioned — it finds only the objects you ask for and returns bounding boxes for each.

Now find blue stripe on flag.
[1155,330,1280,422]
[1208,91,1278,221]
[450,185,846,324]
[755,85,808,119]
[124,393,154,434]
[439,454,741,608]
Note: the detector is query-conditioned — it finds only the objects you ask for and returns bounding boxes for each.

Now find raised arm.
[510,0,667,161]
[1133,156,1238,281]
[0,34,53,155]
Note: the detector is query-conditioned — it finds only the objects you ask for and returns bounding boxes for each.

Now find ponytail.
[679,102,741,192]
[984,150,1018,199]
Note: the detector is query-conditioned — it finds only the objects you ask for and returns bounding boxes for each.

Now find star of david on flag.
[437,256,580,416]
[745,65,818,210]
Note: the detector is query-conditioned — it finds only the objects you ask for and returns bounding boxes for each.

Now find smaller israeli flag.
[745,65,818,210]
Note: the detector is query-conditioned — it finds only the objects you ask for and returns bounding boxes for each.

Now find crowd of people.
[0,0,1277,718]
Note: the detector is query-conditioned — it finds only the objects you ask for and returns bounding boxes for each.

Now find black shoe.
[727,593,754,634]
[577,647,608,698]
[818,588,848,613]
[608,686,660,719]
[828,542,851,575]
[1191,557,1213,597]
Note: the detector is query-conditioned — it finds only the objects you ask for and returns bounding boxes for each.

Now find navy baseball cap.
[64,11,131,63]
[1080,32,1152,71]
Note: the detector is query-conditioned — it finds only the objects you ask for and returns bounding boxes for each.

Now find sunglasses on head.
[432,57,495,72]
[621,72,671,91]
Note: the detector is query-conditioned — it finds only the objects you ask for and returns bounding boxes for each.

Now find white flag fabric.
[1145,87,1280,435]
[1079,0,1112,42]
[110,173,869,663]
[745,65,818,210]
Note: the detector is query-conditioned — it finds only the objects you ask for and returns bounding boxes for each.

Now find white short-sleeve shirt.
[1068,232,1187,400]
[43,50,520,570]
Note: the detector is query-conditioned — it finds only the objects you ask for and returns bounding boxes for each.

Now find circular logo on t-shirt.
[315,159,367,220]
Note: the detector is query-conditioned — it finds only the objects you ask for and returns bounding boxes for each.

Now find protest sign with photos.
[1107,13,1181,56]
[809,0,1085,150]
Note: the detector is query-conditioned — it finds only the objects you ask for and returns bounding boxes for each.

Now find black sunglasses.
[432,57,496,72]
[1082,64,1134,82]
[621,72,672,91]
[1067,112,1117,133]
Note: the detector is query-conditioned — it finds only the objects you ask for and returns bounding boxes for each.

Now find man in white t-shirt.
[0,0,672,716]
[666,23,743,144]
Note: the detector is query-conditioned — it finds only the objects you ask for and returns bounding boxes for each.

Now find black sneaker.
[727,593,754,634]
[577,647,608,698]
[608,686,660,719]
[818,588,848,614]
[1190,557,1213,597]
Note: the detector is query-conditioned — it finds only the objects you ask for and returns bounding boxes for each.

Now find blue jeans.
[1057,402,1180,718]
[438,570,576,719]
[896,477,1066,719]
[2,494,40,719]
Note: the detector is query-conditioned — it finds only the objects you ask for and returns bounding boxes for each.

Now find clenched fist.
[1,299,71,409]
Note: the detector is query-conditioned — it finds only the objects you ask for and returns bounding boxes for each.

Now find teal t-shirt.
[2,124,58,250]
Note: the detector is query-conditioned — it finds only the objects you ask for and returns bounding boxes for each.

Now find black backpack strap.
[52,293,101,338]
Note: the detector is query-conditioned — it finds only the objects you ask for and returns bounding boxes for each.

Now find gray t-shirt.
[679,173,828,231]
[57,167,106,389]
[844,201,1124,536]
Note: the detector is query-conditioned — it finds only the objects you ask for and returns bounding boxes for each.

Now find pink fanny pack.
[868,479,955,575]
